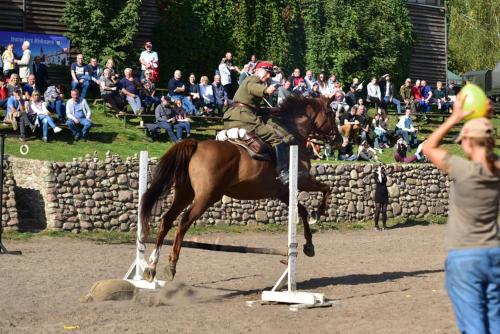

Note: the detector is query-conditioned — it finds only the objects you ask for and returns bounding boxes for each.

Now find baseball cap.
[255,61,276,77]
[455,117,494,143]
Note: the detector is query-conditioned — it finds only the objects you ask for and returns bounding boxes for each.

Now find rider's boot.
[273,142,290,185]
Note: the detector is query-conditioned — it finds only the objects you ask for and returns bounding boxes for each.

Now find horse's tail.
[140,139,198,235]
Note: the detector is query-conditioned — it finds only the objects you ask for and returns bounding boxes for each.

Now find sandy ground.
[0,224,458,334]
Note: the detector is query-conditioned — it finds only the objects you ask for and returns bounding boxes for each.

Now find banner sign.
[0,31,70,66]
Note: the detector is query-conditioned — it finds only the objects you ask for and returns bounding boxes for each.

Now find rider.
[223,61,294,185]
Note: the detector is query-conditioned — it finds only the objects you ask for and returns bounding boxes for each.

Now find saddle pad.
[227,139,273,161]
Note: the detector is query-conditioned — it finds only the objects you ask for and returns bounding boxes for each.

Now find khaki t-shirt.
[446,155,500,249]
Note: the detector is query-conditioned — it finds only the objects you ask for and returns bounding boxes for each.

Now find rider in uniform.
[223,61,294,185]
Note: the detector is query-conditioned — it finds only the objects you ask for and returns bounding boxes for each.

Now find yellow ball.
[461,83,487,121]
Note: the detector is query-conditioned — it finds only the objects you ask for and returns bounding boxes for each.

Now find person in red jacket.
[0,76,8,109]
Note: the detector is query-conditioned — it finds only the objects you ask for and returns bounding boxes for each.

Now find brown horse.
[140,95,341,282]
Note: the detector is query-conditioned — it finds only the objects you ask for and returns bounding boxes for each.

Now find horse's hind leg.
[143,187,194,282]
[164,193,222,281]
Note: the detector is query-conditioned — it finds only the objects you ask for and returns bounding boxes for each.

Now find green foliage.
[447,0,500,73]
[154,0,413,83]
[61,0,142,64]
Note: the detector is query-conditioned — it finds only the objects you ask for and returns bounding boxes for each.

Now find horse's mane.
[278,94,326,120]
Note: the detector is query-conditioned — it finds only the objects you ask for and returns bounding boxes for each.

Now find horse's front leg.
[300,179,331,224]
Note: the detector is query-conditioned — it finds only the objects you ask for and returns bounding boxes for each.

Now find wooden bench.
[116,113,156,127]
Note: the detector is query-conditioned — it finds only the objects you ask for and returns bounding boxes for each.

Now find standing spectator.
[288,68,303,90]
[155,96,180,143]
[433,81,450,112]
[420,79,433,115]
[199,75,214,113]
[338,137,357,161]
[380,74,401,113]
[44,84,66,122]
[139,41,158,80]
[277,80,291,105]
[187,73,202,110]
[212,74,228,116]
[367,77,382,112]
[395,107,418,147]
[304,70,315,91]
[70,54,91,100]
[339,106,360,142]
[32,56,48,94]
[120,68,143,115]
[2,44,15,78]
[172,99,191,139]
[66,89,92,141]
[14,41,33,83]
[218,52,240,99]
[373,165,389,231]
[400,78,416,112]
[100,68,125,114]
[88,57,103,98]
[238,64,253,86]
[23,74,38,100]
[248,54,258,69]
[6,74,23,96]
[423,97,499,334]
[167,70,197,115]
[0,76,8,109]
[141,70,160,114]
[29,91,61,142]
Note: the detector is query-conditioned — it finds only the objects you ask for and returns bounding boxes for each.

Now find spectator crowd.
[0,39,460,163]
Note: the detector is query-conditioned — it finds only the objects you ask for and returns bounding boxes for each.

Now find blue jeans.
[38,114,57,139]
[446,247,500,334]
[66,117,92,139]
[174,122,191,139]
[384,96,401,113]
[0,99,7,109]
[170,94,198,115]
[338,154,357,161]
[419,99,431,113]
[47,100,66,122]
[143,96,161,112]
[71,79,90,99]
[157,121,179,142]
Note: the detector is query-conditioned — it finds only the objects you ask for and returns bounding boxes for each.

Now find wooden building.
[0,0,447,83]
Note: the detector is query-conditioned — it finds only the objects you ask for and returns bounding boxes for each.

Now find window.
[407,0,444,7]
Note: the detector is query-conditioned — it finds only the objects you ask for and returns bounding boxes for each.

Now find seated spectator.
[309,82,321,98]
[419,80,433,115]
[339,106,360,142]
[71,54,91,99]
[288,68,303,91]
[88,57,103,98]
[187,73,202,110]
[155,96,180,143]
[120,68,143,115]
[2,44,15,78]
[199,75,215,113]
[277,80,291,105]
[100,68,126,114]
[367,77,381,112]
[168,70,197,115]
[66,89,92,141]
[357,140,380,161]
[400,78,416,112]
[141,70,160,113]
[356,105,373,144]
[212,74,228,116]
[292,78,308,96]
[357,98,365,107]
[345,85,358,107]
[23,74,39,101]
[395,107,418,147]
[351,77,363,94]
[445,80,457,105]
[103,58,119,81]
[5,89,27,129]
[32,56,48,94]
[29,91,61,142]
[330,87,350,118]
[433,81,450,113]
[44,84,66,122]
[172,99,191,139]
[338,137,357,161]
[380,74,401,114]
[326,74,338,96]
[304,70,315,91]
[247,54,258,69]
[7,74,23,96]
[0,76,7,109]
[317,73,329,96]
[394,138,424,163]
[372,113,390,149]
[306,135,323,160]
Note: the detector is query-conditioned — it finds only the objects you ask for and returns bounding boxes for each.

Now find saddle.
[216,128,273,161]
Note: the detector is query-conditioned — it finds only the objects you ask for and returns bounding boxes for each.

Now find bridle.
[308,102,339,146]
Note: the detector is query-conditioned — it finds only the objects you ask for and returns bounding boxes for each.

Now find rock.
[85,170,95,178]
[116,165,127,174]
[388,184,400,197]
[363,164,372,174]
[80,222,93,230]
[335,165,345,174]
[85,199,95,207]
[316,165,325,175]
[86,179,95,187]
[117,174,128,185]
[429,185,440,193]
[298,192,310,201]
[350,169,358,179]
[419,204,428,214]
[57,173,66,182]
[120,223,129,231]
[221,195,232,204]
[391,203,402,216]
[62,222,74,230]
[118,214,129,222]
[118,190,133,202]
[92,192,105,200]
[356,202,364,211]
[255,210,268,222]
[347,202,356,213]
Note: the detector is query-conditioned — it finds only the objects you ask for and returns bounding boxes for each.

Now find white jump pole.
[124,151,165,289]
[260,146,328,310]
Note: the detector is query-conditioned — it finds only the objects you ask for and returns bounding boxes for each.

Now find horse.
[140,95,341,282]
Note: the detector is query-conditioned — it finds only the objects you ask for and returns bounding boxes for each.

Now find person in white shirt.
[139,41,158,80]
[367,77,382,113]
[304,70,315,91]
[218,52,240,100]
[395,107,418,147]
[29,91,61,142]
[14,41,33,83]
[66,89,92,141]
[199,75,214,113]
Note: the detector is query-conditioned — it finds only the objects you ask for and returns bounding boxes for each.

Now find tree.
[447,0,500,73]
[61,0,142,64]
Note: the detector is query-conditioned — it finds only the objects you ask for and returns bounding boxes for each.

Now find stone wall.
[4,154,452,232]
[1,156,19,230]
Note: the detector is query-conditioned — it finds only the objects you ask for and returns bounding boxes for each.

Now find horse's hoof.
[163,264,177,281]
[143,267,156,282]
[303,244,315,257]
[309,211,320,225]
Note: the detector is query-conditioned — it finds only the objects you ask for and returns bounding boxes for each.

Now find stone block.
[255,210,268,222]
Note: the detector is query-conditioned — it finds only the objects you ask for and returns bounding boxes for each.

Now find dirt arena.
[0,224,457,334]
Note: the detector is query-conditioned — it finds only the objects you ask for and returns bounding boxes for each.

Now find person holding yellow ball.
[423,93,499,334]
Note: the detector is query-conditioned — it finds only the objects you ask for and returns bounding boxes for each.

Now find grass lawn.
[0,103,498,162]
